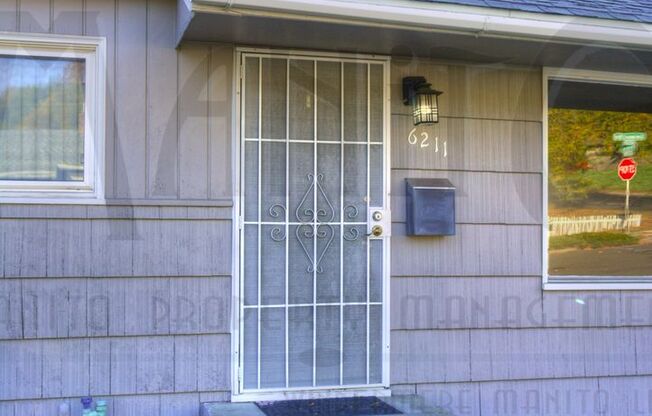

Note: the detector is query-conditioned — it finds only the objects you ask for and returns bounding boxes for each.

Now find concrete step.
[201,395,450,416]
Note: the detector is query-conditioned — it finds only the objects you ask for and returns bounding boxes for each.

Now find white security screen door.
[236,51,390,397]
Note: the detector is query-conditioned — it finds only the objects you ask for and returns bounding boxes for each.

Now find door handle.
[367,207,391,238]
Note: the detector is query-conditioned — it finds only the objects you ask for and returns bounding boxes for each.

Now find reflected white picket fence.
[549,214,642,236]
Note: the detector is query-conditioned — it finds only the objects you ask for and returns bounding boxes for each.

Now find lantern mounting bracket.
[402,76,428,106]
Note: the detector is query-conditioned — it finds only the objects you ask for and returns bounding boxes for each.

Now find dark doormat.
[255,396,402,416]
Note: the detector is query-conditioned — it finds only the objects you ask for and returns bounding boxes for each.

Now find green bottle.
[95,400,107,416]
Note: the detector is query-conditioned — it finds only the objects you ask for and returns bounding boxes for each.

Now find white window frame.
[543,67,652,290]
[0,32,106,203]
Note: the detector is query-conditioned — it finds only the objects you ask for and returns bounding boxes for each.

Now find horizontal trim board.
[392,222,542,226]
[0,274,231,280]
[391,275,543,278]
[0,211,233,220]
[409,374,652,387]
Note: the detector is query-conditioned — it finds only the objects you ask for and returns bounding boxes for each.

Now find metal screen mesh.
[240,55,386,392]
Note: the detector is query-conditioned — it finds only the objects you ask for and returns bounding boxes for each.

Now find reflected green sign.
[613,132,647,157]
[613,132,647,142]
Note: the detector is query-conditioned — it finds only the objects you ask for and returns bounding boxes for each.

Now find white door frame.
[231,47,392,402]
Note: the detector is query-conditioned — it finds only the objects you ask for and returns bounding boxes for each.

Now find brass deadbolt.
[371,225,383,237]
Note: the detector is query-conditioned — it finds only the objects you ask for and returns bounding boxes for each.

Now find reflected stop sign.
[618,158,637,181]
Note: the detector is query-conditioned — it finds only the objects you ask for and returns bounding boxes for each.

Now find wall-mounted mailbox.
[406,178,456,236]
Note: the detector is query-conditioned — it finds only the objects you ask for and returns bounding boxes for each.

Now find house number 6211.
[408,128,447,157]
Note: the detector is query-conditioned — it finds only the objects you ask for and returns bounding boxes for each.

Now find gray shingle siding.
[416,0,652,24]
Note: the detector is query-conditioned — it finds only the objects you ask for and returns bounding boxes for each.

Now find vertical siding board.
[462,66,541,121]
[52,0,83,35]
[0,402,14,416]
[543,291,622,327]
[18,0,51,33]
[391,277,544,330]
[14,400,65,415]
[197,334,230,391]
[169,278,200,334]
[88,278,126,337]
[390,329,471,384]
[114,0,147,198]
[174,336,199,392]
[136,336,174,394]
[160,393,200,416]
[0,340,42,400]
[124,277,170,336]
[132,220,178,277]
[199,391,230,403]
[478,378,600,416]
[90,219,134,277]
[547,327,586,378]
[110,337,137,395]
[466,328,638,383]
[0,280,23,339]
[85,0,116,197]
[146,0,179,199]
[87,279,110,337]
[113,395,160,416]
[46,220,92,277]
[391,224,541,276]
[89,338,111,395]
[22,279,87,339]
[391,113,541,172]
[199,277,230,334]
[2,220,47,278]
[178,45,210,199]
[208,220,231,276]
[417,382,481,416]
[583,327,637,377]
[182,220,224,276]
[42,339,90,398]
[131,219,231,277]
[208,45,233,199]
[634,327,652,375]
[0,1,17,32]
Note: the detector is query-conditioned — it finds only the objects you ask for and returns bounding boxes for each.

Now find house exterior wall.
[389,59,652,416]
[0,0,235,414]
[0,1,651,415]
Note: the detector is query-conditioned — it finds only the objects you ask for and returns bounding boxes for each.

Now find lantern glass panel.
[413,91,439,125]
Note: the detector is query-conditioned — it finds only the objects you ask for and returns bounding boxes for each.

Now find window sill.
[544,277,652,291]
[0,192,105,205]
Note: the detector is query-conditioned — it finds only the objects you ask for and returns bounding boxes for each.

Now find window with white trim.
[544,68,652,289]
[0,33,105,202]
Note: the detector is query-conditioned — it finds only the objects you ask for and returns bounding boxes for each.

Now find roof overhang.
[177,0,652,73]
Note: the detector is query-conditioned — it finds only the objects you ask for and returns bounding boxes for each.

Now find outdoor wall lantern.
[402,76,443,125]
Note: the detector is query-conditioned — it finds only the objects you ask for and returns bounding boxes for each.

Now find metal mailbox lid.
[405,178,455,190]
